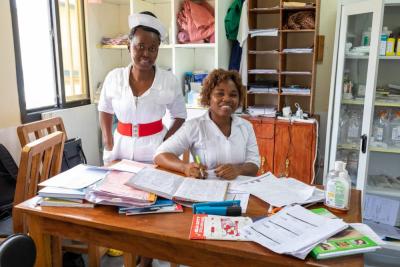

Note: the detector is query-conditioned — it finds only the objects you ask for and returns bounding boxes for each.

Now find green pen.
[195,155,205,179]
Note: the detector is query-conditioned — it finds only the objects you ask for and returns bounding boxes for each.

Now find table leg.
[28,216,52,267]
[123,252,136,267]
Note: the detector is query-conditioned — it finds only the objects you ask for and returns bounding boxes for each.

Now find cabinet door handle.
[361,134,367,154]
[260,156,266,174]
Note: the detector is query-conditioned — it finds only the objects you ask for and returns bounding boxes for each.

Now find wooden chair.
[15,118,133,267]
[13,131,65,234]
[17,117,67,147]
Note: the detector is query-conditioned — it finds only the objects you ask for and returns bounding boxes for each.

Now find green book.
[310,226,380,259]
[310,208,338,219]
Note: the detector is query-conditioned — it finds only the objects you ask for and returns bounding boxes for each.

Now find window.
[10,0,90,122]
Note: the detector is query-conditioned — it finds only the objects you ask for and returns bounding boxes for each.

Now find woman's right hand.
[103,148,114,165]
[183,163,207,179]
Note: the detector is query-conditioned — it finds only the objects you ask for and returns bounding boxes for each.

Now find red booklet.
[189,214,252,241]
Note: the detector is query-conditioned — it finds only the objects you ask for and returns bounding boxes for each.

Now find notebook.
[125,168,228,203]
[310,226,380,259]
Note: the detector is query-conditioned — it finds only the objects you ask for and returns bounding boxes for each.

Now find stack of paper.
[86,170,156,207]
[241,205,348,259]
[104,159,155,173]
[282,48,313,54]
[249,28,278,37]
[230,172,324,207]
[118,199,183,216]
[37,164,109,207]
[248,69,278,74]
[247,106,276,117]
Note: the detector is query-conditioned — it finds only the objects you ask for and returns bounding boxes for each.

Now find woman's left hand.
[214,164,240,180]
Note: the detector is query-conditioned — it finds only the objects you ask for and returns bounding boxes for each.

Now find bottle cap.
[334,161,347,172]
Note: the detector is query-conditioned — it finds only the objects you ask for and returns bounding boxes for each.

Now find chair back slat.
[17,117,67,147]
[13,131,65,233]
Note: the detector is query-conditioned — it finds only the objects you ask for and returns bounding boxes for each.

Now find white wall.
[314,0,339,182]
[0,0,21,129]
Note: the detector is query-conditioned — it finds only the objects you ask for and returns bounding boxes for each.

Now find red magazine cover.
[189,214,252,241]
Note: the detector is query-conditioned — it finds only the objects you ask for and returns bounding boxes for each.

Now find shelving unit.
[325,0,400,256]
[246,0,320,114]
[85,0,232,112]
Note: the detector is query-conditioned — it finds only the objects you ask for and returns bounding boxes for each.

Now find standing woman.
[98,12,187,164]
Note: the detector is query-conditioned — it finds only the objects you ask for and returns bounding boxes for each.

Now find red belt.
[117,119,163,137]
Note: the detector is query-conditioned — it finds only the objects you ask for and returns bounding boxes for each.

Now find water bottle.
[325,161,351,212]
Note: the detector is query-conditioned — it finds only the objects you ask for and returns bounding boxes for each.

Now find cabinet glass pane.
[366,4,400,197]
[335,12,373,187]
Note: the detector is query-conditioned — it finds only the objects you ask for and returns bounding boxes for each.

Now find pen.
[195,155,205,179]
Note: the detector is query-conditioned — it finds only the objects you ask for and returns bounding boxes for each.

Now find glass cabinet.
[325,0,400,254]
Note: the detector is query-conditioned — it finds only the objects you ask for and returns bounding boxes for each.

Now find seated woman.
[154,69,260,180]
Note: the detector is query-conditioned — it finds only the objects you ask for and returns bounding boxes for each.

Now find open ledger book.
[125,168,228,203]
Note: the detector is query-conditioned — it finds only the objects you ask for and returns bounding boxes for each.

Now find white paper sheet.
[364,194,400,226]
[39,164,108,189]
[241,205,348,259]
[230,172,315,207]
[106,159,155,173]
[174,179,228,202]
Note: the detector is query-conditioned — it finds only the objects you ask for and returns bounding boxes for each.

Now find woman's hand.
[183,163,207,179]
[215,164,240,180]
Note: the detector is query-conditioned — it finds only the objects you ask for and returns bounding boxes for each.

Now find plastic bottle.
[390,111,400,147]
[386,33,396,56]
[361,27,371,46]
[379,26,389,56]
[325,161,351,212]
[397,35,400,56]
[373,110,390,146]
[347,111,361,144]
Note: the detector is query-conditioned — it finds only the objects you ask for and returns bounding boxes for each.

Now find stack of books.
[38,187,93,208]
[118,199,183,216]
[37,164,109,208]
[85,170,157,207]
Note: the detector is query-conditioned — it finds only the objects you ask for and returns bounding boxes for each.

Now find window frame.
[10,0,90,123]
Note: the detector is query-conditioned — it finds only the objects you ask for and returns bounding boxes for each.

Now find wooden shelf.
[246,0,320,114]
[280,93,311,96]
[249,50,280,55]
[174,43,215,49]
[282,7,316,11]
[250,7,316,13]
[281,71,312,75]
[250,7,280,13]
[280,29,315,33]
[97,44,172,49]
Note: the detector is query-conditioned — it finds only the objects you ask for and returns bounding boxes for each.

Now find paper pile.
[241,205,348,259]
[86,170,156,207]
[230,172,324,207]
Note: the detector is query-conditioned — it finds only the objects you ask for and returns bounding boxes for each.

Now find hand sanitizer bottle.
[325,161,351,213]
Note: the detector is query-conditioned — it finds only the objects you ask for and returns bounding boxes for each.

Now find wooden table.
[15,189,363,267]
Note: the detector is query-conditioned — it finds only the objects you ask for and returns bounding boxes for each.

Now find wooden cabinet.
[244,116,275,175]
[243,116,316,184]
[274,120,316,184]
